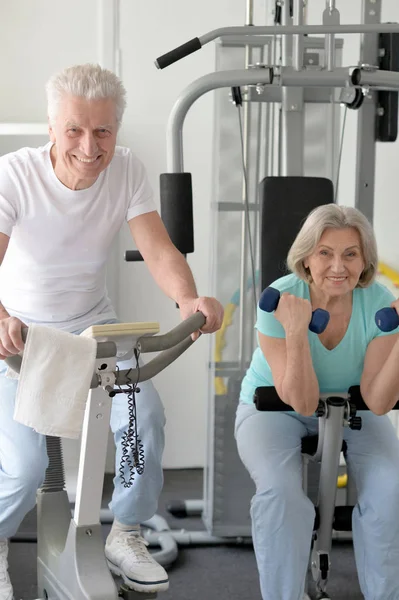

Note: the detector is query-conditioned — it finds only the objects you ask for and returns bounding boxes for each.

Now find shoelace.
[115,533,154,564]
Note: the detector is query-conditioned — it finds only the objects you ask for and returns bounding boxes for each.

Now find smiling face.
[304,227,365,298]
[49,95,118,190]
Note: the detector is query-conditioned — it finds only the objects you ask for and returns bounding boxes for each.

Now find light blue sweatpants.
[235,402,399,600]
[0,322,166,538]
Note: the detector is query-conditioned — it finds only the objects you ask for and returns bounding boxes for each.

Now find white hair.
[46,63,126,127]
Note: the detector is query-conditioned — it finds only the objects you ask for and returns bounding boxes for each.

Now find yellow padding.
[337,473,348,488]
[378,262,399,287]
[215,303,237,396]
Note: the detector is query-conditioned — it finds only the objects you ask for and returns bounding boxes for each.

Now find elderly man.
[0,63,223,599]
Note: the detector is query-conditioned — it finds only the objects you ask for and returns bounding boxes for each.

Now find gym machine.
[138,0,399,575]
[8,314,204,599]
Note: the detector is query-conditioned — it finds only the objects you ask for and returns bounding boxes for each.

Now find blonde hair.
[286,204,377,287]
[46,63,126,127]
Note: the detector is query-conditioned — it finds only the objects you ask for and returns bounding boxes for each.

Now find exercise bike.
[253,301,399,600]
[7,313,205,600]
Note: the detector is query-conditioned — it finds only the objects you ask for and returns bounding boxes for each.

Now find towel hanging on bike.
[13,324,97,439]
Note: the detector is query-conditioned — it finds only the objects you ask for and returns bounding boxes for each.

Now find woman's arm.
[258,293,320,416]
[361,333,399,415]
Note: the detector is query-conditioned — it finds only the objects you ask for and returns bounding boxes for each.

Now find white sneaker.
[0,540,13,600]
[105,530,169,593]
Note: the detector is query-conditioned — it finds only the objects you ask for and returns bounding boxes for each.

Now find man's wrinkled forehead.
[56,95,117,125]
[64,118,115,129]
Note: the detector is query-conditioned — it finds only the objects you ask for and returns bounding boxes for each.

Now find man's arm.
[129,211,197,305]
[0,232,10,319]
[0,232,26,358]
[128,211,223,334]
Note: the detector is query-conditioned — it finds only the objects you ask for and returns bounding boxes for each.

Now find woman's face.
[304,227,365,297]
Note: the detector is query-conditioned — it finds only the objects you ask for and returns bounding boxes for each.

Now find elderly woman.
[236,204,399,600]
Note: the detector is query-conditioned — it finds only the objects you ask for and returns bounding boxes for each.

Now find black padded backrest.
[260,177,334,289]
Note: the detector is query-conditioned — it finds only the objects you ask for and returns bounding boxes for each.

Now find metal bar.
[281,90,304,175]
[74,371,115,526]
[166,69,273,172]
[325,99,337,183]
[218,34,344,50]
[269,34,279,178]
[282,0,304,177]
[112,337,194,386]
[219,35,275,48]
[311,401,346,589]
[323,0,340,71]
[352,68,399,89]
[248,86,340,103]
[199,23,399,46]
[214,201,259,211]
[137,312,205,352]
[245,0,254,26]
[355,0,382,224]
[254,44,267,307]
[282,0,293,69]
[293,0,304,71]
[166,65,365,174]
[279,67,353,87]
[238,4,255,371]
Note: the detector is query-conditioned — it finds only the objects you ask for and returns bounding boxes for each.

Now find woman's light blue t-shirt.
[240,273,397,405]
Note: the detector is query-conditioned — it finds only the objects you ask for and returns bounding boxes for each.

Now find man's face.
[49,95,118,190]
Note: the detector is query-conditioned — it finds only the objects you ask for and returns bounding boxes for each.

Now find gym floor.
[10,469,363,600]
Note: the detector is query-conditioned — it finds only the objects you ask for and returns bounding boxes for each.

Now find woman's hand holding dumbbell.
[259,287,330,334]
[375,299,399,332]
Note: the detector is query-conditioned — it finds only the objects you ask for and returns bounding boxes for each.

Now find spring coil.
[117,348,145,487]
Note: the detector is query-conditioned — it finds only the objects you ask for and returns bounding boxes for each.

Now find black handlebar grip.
[160,173,194,254]
[155,37,202,69]
[125,250,144,262]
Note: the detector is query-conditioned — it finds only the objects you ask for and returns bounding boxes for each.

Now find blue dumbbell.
[259,286,330,334]
[375,307,399,332]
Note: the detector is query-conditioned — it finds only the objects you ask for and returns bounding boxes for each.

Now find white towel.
[13,324,97,439]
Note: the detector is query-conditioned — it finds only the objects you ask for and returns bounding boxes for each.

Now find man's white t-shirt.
[0,142,156,332]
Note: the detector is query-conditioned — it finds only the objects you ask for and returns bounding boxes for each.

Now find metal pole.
[245,0,254,27]
[323,0,340,71]
[355,0,382,223]
[281,0,304,176]
[279,66,353,86]
[293,0,304,71]
[198,23,399,46]
[322,0,340,183]
[238,0,255,370]
[352,68,399,89]
[165,68,352,173]
[165,69,273,173]
[252,44,266,319]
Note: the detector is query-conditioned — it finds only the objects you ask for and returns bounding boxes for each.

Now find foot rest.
[119,584,157,599]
